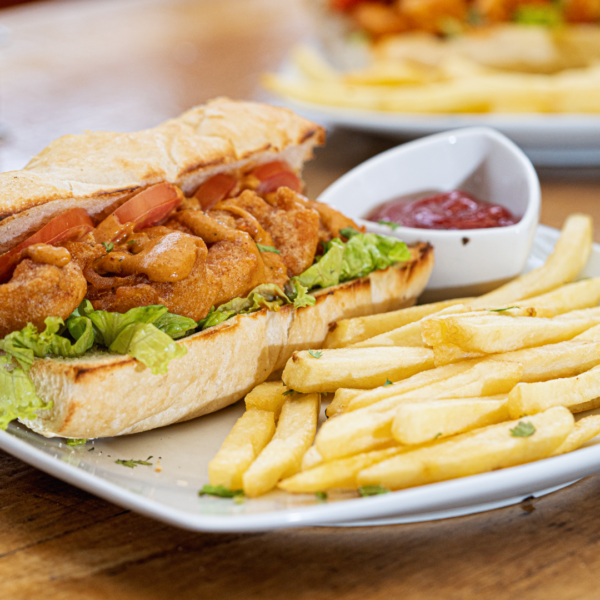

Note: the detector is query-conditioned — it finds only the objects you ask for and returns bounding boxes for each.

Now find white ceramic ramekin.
[318,127,541,300]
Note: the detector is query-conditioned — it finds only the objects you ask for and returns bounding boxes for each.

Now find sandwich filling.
[0,161,412,429]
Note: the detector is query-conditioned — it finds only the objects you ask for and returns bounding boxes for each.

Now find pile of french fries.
[264,45,600,113]
[208,213,600,498]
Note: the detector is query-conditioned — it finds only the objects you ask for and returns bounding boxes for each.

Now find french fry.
[291,45,341,82]
[325,388,363,418]
[279,446,403,493]
[574,324,600,341]
[208,409,276,489]
[487,339,600,383]
[245,380,288,419]
[243,393,320,497]
[422,310,600,354]
[392,396,509,445]
[281,347,435,393]
[508,364,600,418]
[523,278,600,313]
[324,298,472,349]
[551,415,600,456]
[301,445,324,471]
[357,407,575,490]
[352,304,473,349]
[433,343,485,366]
[348,359,511,412]
[471,214,592,306]
[316,361,523,460]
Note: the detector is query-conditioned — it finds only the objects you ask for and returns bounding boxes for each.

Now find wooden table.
[1,1,600,598]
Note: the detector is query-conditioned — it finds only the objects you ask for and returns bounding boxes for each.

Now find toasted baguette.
[26,244,433,438]
[0,98,324,254]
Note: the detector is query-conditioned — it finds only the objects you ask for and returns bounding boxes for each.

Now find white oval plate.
[1,224,600,533]
[276,97,600,167]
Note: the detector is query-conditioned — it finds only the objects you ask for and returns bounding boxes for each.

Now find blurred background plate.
[276,87,600,168]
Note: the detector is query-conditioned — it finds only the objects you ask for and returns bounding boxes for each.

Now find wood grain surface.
[1,1,600,598]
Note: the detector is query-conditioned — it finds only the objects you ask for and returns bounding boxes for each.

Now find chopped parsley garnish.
[198,484,245,498]
[88,447,95,452]
[66,438,88,446]
[383,379,393,387]
[378,220,401,231]
[115,456,153,468]
[434,432,442,439]
[127,240,137,245]
[488,306,520,312]
[283,389,297,396]
[308,349,323,359]
[102,242,114,253]
[256,243,281,254]
[510,421,536,438]
[358,485,390,497]
[315,491,328,501]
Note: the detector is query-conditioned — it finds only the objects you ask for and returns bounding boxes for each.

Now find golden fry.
[325,388,363,418]
[245,380,290,419]
[243,393,320,497]
[282,347,435,393]
[358,407,574,490]
[392,397,509,445]
[551,415,600,456]
[208,409,276,490]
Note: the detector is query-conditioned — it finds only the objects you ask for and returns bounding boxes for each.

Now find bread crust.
[0,98,325,254]
[25,243,433,438]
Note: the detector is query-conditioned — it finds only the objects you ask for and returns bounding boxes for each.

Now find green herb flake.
[127,240,137,245]
[256,243,281,254]
[233,495,245,505]
[198,484,245,498]
[308,349,323,359]
[383,379,393,387]
[282,389,297,396]
[66,438,88,446]
[315,491,328,501]
[488,306,520,313]
[378,220,401,231]
[434,432,442,439]
[358,485,390,497]
[510,421,536,438]
[102,242,114,253]
[115,458,153,468]
[88,447,95,452]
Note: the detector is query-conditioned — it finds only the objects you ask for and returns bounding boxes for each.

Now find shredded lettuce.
[0,356,50,430]
[71,300,190,375]
[513,4,562,26]
[292,228,410,291]
[198,284,292,331]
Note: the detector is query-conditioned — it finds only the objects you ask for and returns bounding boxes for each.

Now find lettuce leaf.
[293,238,345,290]
[0,355,50,430]
[289,281,316,309]
[70,301,188,375]
[198,284,292,331]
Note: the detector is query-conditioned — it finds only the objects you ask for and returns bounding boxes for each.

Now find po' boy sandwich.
[0,98,433,439]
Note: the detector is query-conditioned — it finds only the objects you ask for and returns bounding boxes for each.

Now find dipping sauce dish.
[318,127,541,301]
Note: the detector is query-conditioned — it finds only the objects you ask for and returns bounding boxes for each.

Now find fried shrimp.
[0,258,87,338]
[221,189,320,276]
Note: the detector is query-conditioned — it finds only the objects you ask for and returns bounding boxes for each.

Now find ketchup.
[367,190,519,230]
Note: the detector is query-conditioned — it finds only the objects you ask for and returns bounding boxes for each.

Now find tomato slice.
[256,170,302,195]
[0,208,94,282]
[251,161,294,181]
[194,173,238,211]
[114,183,181,231]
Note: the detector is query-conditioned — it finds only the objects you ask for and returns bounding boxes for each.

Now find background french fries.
[392,397,510,445]
[326,388,363,418]
[208,409,276,490]
[357,408,575,490]
[282,347,435,393]
[243,393,320,497]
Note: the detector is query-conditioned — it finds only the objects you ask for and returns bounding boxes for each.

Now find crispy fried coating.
[221,189,320,277]
[0,259,87,338]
